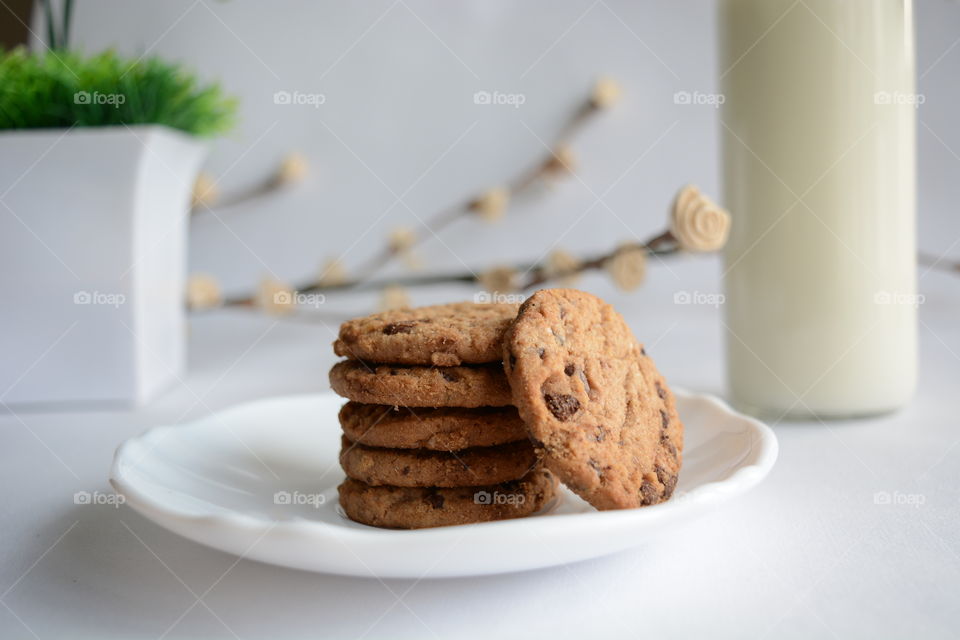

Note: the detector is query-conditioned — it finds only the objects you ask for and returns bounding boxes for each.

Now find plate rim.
[109,389,778,545]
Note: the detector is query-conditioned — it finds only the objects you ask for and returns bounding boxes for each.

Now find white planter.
[0,126,207,408]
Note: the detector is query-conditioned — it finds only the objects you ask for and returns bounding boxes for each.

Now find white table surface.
[2,259,958,640]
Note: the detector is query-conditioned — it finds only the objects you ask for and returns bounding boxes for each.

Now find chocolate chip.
[383,321,416,335]
[593,425,606,442]
[662,482,677,499]
[544,393,580,421]
[640,481,659,505]
[660,409,669,430]
[656,465,678,498]
[588,459,605,479]
[441,371,460,383]
[425,493,445,509]
[564,363,576,376]
[641,346,647,356]
[656,382,666,400]
[401,466,411,476]
[537,348,546,359]
[655,465,669,485]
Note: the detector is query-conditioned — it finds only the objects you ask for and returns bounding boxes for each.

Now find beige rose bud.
[479,266,519,293]
[380,285,410,311]
[605,244,647,291]
[543,144,576,178]
[400,250,424,271]
[388,226,416,253]
[470,187,510,223]
[591,76,621,109]
[317,258,347,287]
[256,277,295,315]
[191,172,219,209]
[275,152,308,185]
[544,249,582,286]
[186,273,222,310]
[670,185,731,252]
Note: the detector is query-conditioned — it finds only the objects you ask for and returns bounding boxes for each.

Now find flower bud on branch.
[205,185,731,313]
[348,77,618,282]
[191,152,310,214]
[669,184,731,252]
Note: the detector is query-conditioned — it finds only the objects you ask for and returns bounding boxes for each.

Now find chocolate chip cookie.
[339,436,537,487]
[329,360,512,407]
[338,468,557,529]
[503,289,683,510]
[334,302,519,366]
[339,402,527,451]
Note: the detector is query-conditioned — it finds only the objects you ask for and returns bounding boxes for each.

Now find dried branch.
[191,152,308,213]
[919,251,960,275]
[210,229,680,311]
[189,183,732,314]
[346,77,622,283]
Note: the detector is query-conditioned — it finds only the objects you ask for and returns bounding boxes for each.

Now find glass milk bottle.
[719,0,917,419]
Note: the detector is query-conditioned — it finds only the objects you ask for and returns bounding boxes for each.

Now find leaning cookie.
[503,289,683,510]
[339,436,537,487]
[334,302,519,366]
[338,468,557,529]
[339,402,528,450]
[329,360,512,408]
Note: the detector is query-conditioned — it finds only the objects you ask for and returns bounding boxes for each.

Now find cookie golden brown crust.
[339,436,537,487]
[339,402,528,450]
[334,302,519,366]
[337,468,557,529]
[503,289,683,510]
[328,360,512,408]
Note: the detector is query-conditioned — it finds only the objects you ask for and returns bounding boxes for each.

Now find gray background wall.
[42,1,960,297]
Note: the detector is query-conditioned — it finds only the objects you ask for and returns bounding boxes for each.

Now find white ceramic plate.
[110,391,777,578]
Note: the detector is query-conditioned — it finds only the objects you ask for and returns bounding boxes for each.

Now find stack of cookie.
[330,291,685,529]
[330,302,557,529]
